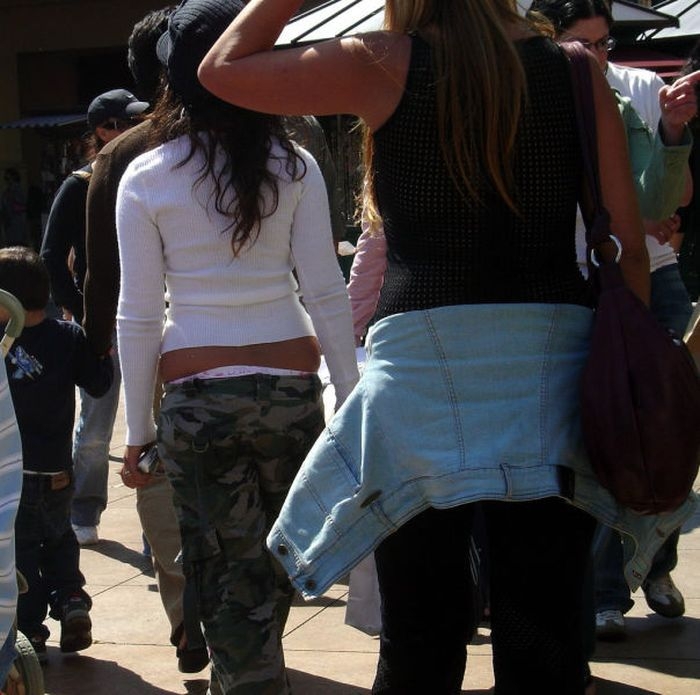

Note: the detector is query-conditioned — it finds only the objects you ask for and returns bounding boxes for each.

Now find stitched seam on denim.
[540,305,557,465]
[423,310,466,467]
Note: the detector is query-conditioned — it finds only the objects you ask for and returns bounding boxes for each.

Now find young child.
[0,246,113,661]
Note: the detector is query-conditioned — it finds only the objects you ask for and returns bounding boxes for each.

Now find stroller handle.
[0,289,26,357]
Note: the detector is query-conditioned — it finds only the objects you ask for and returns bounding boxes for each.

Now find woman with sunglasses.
[528,0,698,652]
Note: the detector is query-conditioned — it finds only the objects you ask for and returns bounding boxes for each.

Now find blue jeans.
[70,346,121,527]
[15,475,89,637]
[0,628,16,685]
[593,263,691,612]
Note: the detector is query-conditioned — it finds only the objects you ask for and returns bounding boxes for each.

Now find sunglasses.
[100,118,138,131]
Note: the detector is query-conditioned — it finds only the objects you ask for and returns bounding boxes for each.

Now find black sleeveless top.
[373,34,591,321]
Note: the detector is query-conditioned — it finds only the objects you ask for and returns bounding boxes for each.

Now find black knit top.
[373,34,590,321]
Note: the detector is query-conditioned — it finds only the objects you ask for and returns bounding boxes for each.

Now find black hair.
[527,0,613,34]
[148,86,305,257]
[0,246,50,311]
[128,6,175,102]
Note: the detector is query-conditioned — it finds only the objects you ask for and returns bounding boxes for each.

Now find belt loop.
[257,374,272,402]
[182,381,197,399]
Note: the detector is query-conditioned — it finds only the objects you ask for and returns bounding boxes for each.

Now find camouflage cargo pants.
[158,373,324,695]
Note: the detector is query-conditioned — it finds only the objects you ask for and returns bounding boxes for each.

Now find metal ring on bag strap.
[589,234,623,267]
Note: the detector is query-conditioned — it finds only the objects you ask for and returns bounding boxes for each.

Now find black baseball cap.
[156,0,245,106]
[87,89,149,130]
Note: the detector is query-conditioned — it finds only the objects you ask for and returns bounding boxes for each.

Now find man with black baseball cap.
[86,88,149,131]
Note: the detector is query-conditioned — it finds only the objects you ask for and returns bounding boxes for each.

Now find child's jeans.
[15,472,88,637]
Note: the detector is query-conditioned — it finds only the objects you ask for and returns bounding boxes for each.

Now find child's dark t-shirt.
[4,317,113,473]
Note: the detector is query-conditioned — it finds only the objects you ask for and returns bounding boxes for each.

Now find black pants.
[372,498,595,695]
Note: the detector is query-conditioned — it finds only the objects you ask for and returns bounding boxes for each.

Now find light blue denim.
[267,304,698,598]
[70,342,121,527]
[594,261,693,611]
[0,627,16,684]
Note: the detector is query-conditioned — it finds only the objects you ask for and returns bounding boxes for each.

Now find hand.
[643,215,681,246]
[61,307,73,321]
[120,444,155,489]
[659,70,700,144]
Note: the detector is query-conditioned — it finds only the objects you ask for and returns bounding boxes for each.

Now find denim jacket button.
[304,579,316,591]
[277,544,289,556]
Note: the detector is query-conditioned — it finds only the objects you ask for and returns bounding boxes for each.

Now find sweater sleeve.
[290,153,359,407]
[71,325,115,398]
[40,175,87,322]
[347,221,387,344]
[116,166,165,446]
[83,148,124,355]
[84,124,152,355]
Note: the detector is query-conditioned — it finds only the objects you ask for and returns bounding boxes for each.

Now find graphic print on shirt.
[7,345,43,381]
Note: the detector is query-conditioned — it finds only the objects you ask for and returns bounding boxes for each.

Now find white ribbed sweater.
[116,135,358,444]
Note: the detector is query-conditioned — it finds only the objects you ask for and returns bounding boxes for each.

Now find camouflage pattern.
[157,373,324,695]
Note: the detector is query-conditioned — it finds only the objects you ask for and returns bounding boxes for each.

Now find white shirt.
[116,135,358,444]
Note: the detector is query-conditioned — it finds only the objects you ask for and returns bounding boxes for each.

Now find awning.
[0,113,85,130]
[641,0,700,40]
[276,0,678,46]
[611,46,686,78]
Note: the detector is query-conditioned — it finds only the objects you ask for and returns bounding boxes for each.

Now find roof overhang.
[641,0,700,41]
[0,113,85,130]
[276,0,678,47]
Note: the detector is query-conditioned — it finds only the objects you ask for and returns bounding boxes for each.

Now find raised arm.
[197,0,409,131]
[590,57,650,304]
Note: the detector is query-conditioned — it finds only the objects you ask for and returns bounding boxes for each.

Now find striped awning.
[0,113,84,130]
[276,0,678,46]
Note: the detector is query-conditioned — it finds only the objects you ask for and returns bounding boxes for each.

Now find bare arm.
[591,57,650,304]
[198,0,409,131]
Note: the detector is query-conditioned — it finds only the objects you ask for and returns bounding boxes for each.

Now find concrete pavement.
[39,391,700,694]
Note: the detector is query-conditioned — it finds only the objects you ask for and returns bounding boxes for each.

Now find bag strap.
[561,42,617,266]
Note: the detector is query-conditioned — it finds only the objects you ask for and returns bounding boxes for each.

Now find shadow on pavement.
[594,676,663,694]
[42,653,190,695]
[88,538,154,576]
[593,614,700,683]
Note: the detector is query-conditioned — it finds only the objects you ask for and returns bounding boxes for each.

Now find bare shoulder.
[339,31,411,130]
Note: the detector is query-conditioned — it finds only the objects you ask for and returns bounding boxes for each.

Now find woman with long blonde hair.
[198,1,659,692]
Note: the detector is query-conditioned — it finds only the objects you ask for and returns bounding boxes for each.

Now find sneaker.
[27,632,48,664]
[59,594,92,653]
[72,525,99,546]
[595,609,626,641]
[643,573,685,618]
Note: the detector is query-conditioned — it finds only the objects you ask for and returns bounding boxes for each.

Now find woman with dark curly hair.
[115,1,358,691]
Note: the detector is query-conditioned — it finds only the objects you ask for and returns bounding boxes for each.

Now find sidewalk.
[40,390,700,694]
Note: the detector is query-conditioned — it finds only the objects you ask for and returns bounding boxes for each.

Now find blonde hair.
[362,0,528,232]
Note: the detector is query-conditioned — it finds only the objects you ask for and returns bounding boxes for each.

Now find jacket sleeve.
[72,326,114,398]
[40,175,87,322]
[84,148,124,355]
[347,222,387,344]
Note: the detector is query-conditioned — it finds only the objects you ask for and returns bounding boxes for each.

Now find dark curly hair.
[128,7,175,102]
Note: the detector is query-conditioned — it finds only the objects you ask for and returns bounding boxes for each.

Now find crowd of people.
[1,0,699,693]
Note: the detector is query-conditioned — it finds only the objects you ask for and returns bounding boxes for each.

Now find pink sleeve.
[347,223,387,343]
